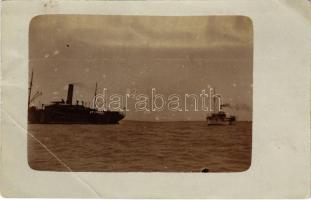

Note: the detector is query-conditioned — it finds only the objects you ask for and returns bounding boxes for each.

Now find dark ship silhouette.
[206,90,236,125]
[28,72,125,124]
[206,111,236,125]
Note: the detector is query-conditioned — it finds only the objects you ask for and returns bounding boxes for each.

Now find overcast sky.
[29,15,253,121]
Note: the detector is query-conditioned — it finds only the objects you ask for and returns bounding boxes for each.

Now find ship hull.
[28,107,124,124]
[207,119,235,125]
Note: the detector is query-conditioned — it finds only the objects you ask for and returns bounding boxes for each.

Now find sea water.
[28,121,252,172]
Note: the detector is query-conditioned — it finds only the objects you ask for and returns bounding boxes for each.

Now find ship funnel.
[66,84,74,104]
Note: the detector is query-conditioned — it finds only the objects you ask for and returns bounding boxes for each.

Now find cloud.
[30,15,252,53]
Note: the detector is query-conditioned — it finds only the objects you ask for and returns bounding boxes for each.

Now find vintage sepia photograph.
[27,15,253,172]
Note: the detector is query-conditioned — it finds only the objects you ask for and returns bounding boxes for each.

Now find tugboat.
[28,72,125,124]
[206,111,236,125]
[206,92,236,125]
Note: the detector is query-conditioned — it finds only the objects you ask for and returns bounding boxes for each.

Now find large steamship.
[28,73,125,124]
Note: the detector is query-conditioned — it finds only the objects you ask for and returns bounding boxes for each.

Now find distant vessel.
[206,111,236,125]
[28,72,125,124]
[206,90,236,125]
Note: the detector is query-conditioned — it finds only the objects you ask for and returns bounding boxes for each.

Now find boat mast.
[94,82,98,97]
[213,88,216,113]
[28,70,33,108]
[93,82,98,109]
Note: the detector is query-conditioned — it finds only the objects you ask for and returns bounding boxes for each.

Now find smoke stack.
[66,84,74,104]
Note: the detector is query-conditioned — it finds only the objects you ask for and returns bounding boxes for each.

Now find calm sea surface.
[28,121,252,172]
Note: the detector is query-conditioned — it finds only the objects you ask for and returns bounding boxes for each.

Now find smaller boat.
[206,111,236,125]
[206,90,236,125]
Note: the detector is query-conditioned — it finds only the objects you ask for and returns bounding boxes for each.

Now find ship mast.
[213,88,216,113]
[28,70,33,108]
[93,82,98,109]
[94,82,98,97]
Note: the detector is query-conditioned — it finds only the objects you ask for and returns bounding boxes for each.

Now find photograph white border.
[1,0,310,198]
